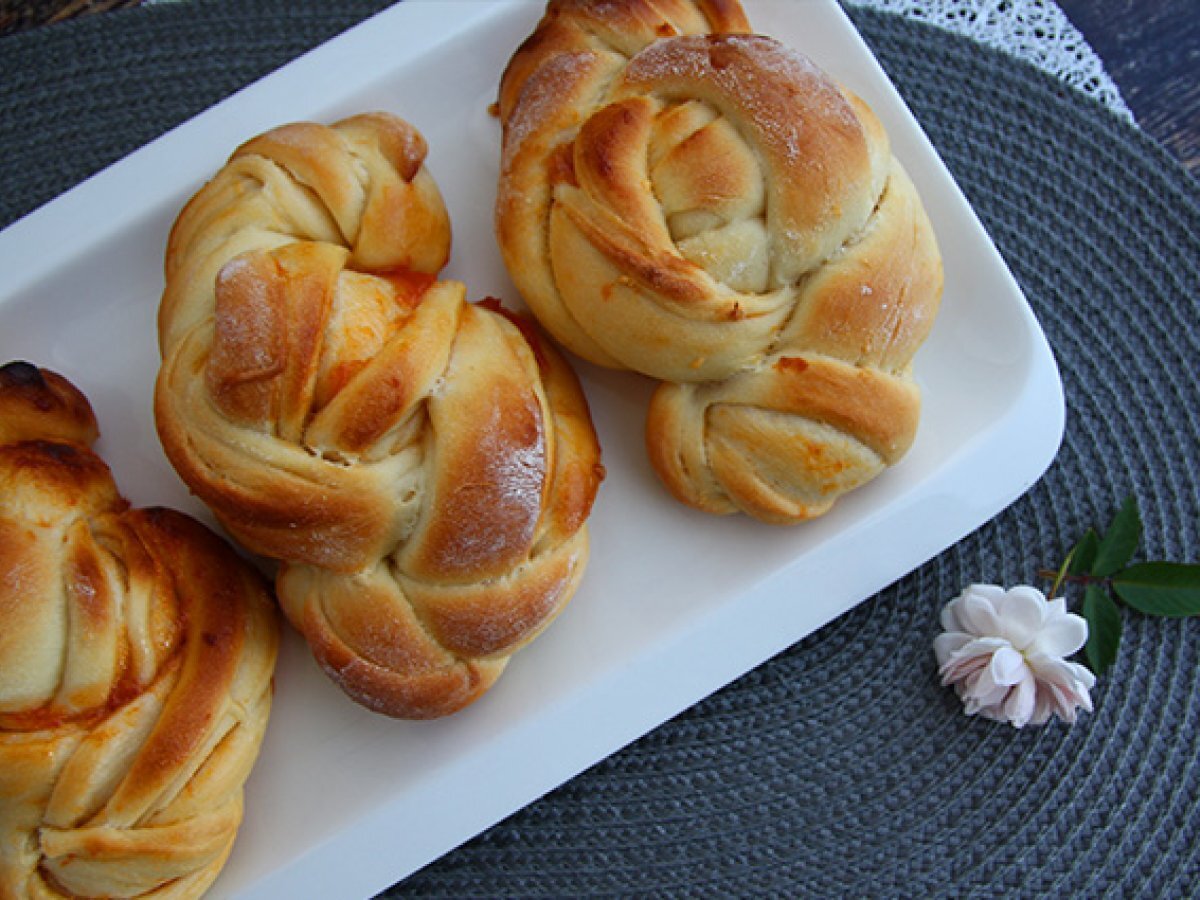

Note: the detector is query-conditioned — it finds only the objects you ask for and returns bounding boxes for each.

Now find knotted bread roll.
[155,113,603,719]
[0,362,279,899]
[496,0,942,523]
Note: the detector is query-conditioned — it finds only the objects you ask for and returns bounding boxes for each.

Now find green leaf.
[1067,528,1100,576]
[1082,584,1122,676]
[1112,563,1200,617]
[1091,495,1142,577]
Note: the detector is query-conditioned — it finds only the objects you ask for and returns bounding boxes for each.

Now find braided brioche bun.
[0,361,279,899]
[155,113,603,719]
[496,0,942,523]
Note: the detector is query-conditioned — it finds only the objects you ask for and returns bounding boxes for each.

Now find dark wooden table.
[0,0,1195,173]
[1058,0,1198,174]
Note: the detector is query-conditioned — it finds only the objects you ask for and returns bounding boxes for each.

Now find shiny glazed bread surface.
[0,361,279,899]
[155,113,603,718]
[496,0,943,523]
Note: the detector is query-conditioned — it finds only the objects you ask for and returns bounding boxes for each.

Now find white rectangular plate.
[0,1,1063,896]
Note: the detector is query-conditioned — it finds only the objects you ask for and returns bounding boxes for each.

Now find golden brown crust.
[155,113,603,718]
[0,363,279,899]
[496,2,943,522]
[498,0,751,123]
[0,361,99,448]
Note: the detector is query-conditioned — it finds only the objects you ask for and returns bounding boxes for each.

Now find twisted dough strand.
[0,362,279,899]
[496,0,942,522]
[155,112,602,718]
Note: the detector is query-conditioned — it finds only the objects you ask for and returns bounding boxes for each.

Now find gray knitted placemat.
[2,1,1198,896]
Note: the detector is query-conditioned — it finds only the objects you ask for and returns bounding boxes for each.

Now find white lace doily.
[845,0,1134,121]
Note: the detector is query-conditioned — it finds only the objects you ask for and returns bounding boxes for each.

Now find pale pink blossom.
[934,584,1095,728]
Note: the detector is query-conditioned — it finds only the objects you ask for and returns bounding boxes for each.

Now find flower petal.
[933,631,972,667]
[963,664,1010,709]
[940,597,964,633]
[1072,683,1094,714]
[1046,682,1084,724]
[959,636,1013,656]
[1066,659,1097,693]
[956,588,1004,637]
[1029,691,1053,726]
[941,651,994,687]
[935,583,1095,729]
[1027,654,1091,692]
[1003,674,1037,728]
[1025,655,1094,724]
[974,702,1006,722]
[970,584,1008,603]
[989,646,1027,687]
[939,638,1012,684]
[996,586,1048,649]
[1031,611,1089,658]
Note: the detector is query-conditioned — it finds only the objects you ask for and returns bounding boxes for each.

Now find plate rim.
[0,1,1065,896]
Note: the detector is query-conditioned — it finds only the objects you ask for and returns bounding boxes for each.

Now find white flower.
[934,584,1096,728]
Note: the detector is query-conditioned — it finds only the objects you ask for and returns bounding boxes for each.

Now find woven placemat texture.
[2,1,1198,896]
